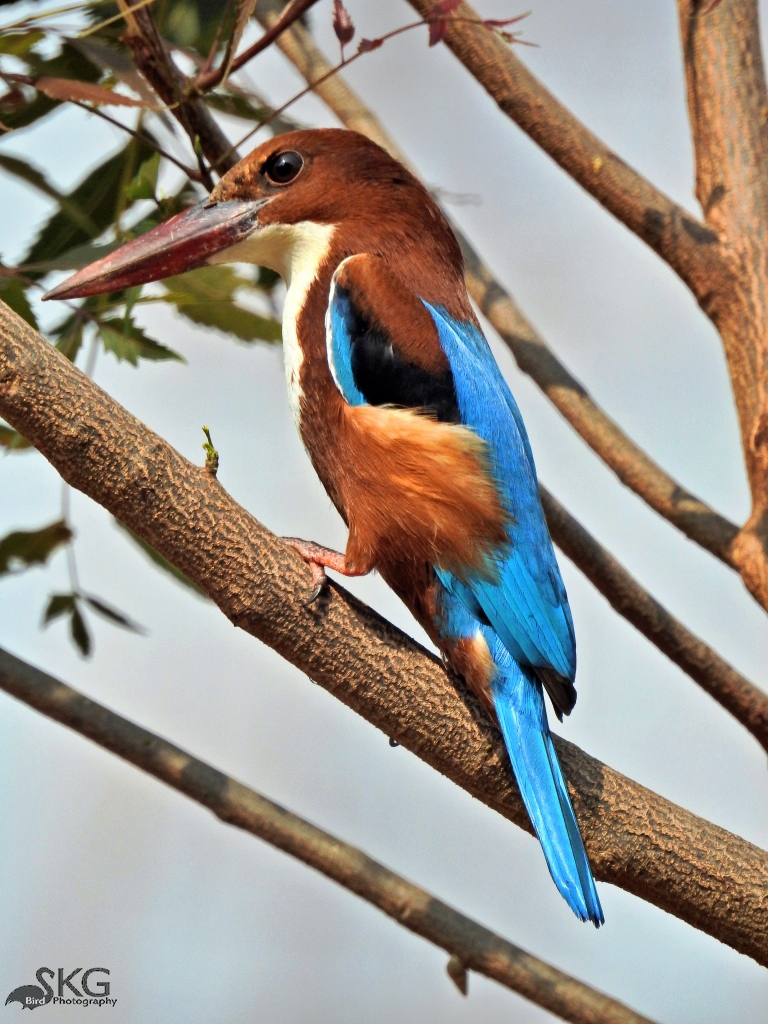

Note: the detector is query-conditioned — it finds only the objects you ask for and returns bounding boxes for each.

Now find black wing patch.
[334,282,460,423]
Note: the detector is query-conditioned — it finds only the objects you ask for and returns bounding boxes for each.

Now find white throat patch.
[211,221,336,429]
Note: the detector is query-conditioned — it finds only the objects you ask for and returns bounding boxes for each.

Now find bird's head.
[44,129,460,301]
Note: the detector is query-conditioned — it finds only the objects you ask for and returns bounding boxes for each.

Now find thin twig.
[195,0,324,92]
[0,646,655,1024]
[2,303,768,966]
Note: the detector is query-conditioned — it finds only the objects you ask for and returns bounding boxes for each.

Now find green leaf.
[0,278,38,329]
[115,519,207,598]
[124,151,161,202]
[98,317,184,366]
[83,594,143,633]
[42,592,91,656]
[0,520,71,576]
[0,31,44,57]
[70,603,91,657]
[0,423,32,452]
[160,267,282,343]
[43,592,77,625]
[21,135,156,272]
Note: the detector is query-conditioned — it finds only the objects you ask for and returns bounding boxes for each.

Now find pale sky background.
[1,1,767,1022]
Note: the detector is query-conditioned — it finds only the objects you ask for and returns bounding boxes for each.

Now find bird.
[46,128,604,926]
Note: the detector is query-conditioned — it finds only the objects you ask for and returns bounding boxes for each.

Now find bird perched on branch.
[46,128,604,926]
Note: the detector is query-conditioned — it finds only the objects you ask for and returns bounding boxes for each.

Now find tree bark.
[2,301,767,966]
[678,0,768,609]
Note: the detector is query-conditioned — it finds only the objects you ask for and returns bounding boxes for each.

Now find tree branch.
[404,0,725,304]
[0,647,656,1024]
[2,301,767,966]
[118,0,239,178]
[540,487,768,752]
[677,0,768,609]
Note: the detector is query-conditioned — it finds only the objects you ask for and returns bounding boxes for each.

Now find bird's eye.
[263,151,304,186]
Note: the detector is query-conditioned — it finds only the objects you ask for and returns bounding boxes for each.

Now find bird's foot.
[282,537,366,606]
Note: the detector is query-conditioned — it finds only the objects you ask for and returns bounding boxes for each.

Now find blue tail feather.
[490,642,603,926]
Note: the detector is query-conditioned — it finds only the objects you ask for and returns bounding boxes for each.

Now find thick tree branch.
[0,648,656,1024]
[541,488,768,753]
[404,0,725,304]
[678,0,768,609]
[2,302,768,966]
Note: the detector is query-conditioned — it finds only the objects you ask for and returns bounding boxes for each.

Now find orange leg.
[282,537,371,605]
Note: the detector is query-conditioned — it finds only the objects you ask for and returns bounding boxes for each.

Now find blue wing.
[424,303,576,689]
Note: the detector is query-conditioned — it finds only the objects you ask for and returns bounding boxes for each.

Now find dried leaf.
[1,41,98,132]
[429,19,448,46]
[333,0,355,45]
[357,37,383,54]
[35,78,144,108]
[72,37,171,125]
[98,318,184,366]
[431,0,462,13]
[0,521,71,576]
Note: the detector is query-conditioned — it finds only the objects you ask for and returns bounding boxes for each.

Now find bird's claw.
[283,536,333,606]
[302,561,329,606]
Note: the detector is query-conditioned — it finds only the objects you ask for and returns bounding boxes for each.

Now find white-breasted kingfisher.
[46,129,604,926]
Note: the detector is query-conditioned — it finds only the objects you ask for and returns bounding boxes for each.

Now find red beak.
[43,199,268,301]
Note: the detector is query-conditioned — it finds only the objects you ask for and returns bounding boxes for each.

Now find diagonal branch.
[0,647,656,1024]
[403,0,725,305]
[540,488,768,752]
[1,301,767,966]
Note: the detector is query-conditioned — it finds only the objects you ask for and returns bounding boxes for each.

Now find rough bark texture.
[678,0,768,608]
[0,648,657,1024]
[2,302,767,966]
